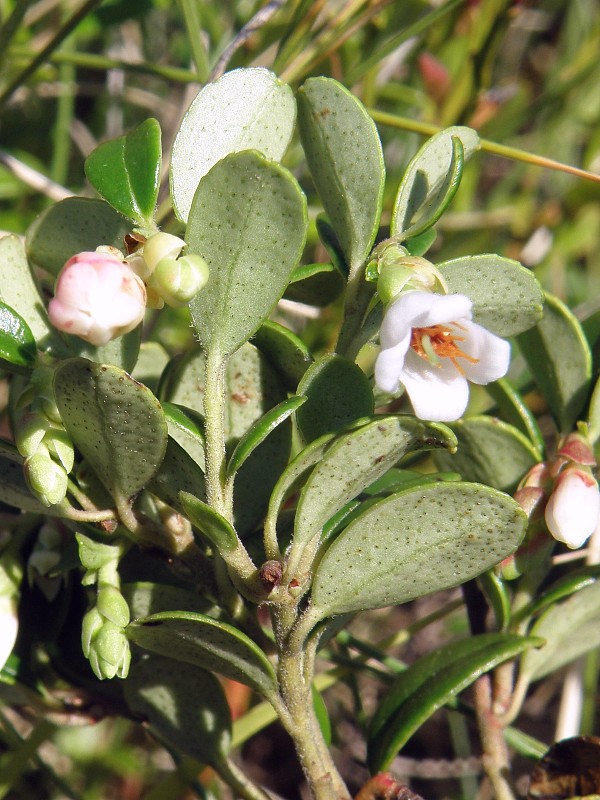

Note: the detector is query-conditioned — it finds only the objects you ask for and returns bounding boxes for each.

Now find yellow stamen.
[410,324,479,375]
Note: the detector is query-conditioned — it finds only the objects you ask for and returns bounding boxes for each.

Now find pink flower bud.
[544,467,600,549]
[48,251,146,346]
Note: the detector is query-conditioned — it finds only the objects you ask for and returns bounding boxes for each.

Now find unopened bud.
[96,586,130,627]
[545,467,600,549]
[142,232,185,274]
[149,254,209,308]
[24,452,68,506]
[91,621,131,680]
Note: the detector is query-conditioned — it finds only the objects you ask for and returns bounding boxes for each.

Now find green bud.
[142,231,185,274]
[149,254,210,308]
[81,606,104,657]
[44,427,75,473]
[96,586,130,627]
[76,533,124,572]
[93,622,131,680]
[14,413,50,459]
[24,452,68,506]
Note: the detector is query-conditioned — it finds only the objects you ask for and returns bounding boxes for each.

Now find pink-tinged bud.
[48,251,146,346]
[544,467,600,549]
[557,432,596,467]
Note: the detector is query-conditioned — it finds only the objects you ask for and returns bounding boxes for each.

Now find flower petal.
[399,349,469,421]
[379,291,473,348]
[457,321,511,384]
[374,336,412,393]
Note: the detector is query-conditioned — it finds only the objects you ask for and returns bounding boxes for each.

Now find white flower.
[375,291,510,421]
[0,594,18,672]
[544,467,600,549]
[48,251,146,346]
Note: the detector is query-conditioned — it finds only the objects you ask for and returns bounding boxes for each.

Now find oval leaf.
[123,582,221,621]
[297,77,385,271]
[124,655,231,766]
[392,130,472,239]
[252,320,313,391]
[127,610,278,699]
[227,395,306,479]
[284,262,346,306]
[54,358,168,502]
[368,633,541,773]
[292,416,456,560]
[171,67,296,223]
[433,416,539,493]
[187,150,307,358]
[296,355,374,443]
[439,254,544,337]
[0,301,36,372]
[517,292,592,433]
[485,378,544,457]
[26,197,132,276]
[520,580,600,681]
[148,436,206,511]
[310,482,527,619]
[179,491,238,553]
[85,118,161,228]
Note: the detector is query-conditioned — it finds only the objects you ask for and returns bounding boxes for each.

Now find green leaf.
[587,374,600,445]
[53,358,168,503]
[179,491,237,553]
[316,215,348,275]
[438,254,544,337]
[517,292,592,433]
[171,67,296,223]
[162,402,205,452]
[296,355,374,443]
[0,439,56,515]
[392,131,471,239]
[404,227,437,257]
[0,301,36,373]
[26,197,132,276]
[0,235,61,353]
[187,151,307,358]
[70,326,142,374]
[291,416,457,562]
[367,633,541,772]
[131,342,170,395]
[310,482,527,619]
[485,378,545,457]
[161,344,291,536]
[297,77,385,271]
[284,262,346,306]
[312,685,332,747]
[84,118,161,228]
[124,655,231,766]
[252,320,314,391]
[122,582,221,621]
[148,436,206,512]
[520,580,600,681]
[433,417,539,493]
[512,567,600,626]
[227,396,306,479]
[127,610,278,699]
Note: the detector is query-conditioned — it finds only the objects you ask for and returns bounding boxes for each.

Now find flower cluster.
[48,233,209,347]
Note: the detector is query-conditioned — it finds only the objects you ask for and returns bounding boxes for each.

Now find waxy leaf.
[296,355,374,442]
[253,320,313,390]
[0,301,36,373]
[227,396,306,479]
[124,655,231,766]
[433,417,539,493]
[26,197,131,276]
[520,580,600,681]
[162,401,206,467]
[310,482,527,619]
[587,375,600,445]
[85,118,161,228]
[284,262,346,306]
[392,129,474,239]
[148,436,206,511]
[297,77,385,271]
[171,68,296,223]
[161,344,291,536]
[438,254,543,337]
[517,292,592,433]
[179,491,237,553]
[512,567,600,626]
[187,151,307,358]
[54,359,167,503]
[127,610,278,699]
[290,416,456,568]
[131,342,170,395]
[123,582,220,621]
[486,378,544,457]
[368,633,541,772]
[0,235,60,353]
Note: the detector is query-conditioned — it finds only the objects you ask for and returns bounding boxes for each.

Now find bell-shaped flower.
[48,251,146,346]
[544,467,600,549]
[375,291,510,421]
